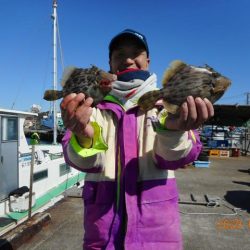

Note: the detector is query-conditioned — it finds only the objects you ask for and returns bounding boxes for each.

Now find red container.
[232,148,240,157]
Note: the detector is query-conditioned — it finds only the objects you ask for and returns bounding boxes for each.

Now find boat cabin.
[0,108,37,201]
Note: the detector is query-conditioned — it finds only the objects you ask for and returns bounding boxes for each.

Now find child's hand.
[165,96,214,131]
[60,93,94,139]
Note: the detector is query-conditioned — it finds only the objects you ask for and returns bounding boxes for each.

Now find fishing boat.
[25,110,65,143]
[0,108,84,215]
[0,1,84,234]
[40,111,64,132]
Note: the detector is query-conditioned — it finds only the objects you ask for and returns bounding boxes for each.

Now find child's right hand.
[60,93,94,139]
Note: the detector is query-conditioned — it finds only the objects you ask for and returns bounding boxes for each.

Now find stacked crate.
[219,150,230,157]
[209,149,220,156]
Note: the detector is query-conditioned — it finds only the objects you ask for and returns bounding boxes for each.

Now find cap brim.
[109,31,149,55]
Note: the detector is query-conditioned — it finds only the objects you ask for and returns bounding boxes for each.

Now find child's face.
[109,37,150,74]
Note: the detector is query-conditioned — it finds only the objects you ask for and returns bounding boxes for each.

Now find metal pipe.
[28,144,35,219]
[52,0,57,144]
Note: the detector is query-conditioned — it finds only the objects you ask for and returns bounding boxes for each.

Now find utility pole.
[246,92,250,105]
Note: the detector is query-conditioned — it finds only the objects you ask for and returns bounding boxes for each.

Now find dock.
[24,128,64,143]
[1,156,250,250]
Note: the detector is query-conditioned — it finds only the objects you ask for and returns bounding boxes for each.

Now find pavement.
[0,156,250,250]
[176,156,250,250]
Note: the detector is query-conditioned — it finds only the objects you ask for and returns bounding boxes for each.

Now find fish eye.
[212,72,220,78]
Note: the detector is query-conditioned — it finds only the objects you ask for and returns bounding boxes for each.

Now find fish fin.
[213,85,226,93]
[162,60,186,86]
[43,90,63,101]
[61,66,77,87]
[138,90,163,111]
[213,77,231,93]
[163,101,180,114]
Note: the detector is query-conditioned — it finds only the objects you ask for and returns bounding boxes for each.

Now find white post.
[28,144,35,219]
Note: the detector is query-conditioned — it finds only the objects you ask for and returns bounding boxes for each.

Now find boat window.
[1,116,18,141]
[33,169,48,182]
[59,163,71,176]
[20,153,32,158]
[49,152,63,160]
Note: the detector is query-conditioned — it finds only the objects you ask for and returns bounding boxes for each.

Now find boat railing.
[48,152,64,160]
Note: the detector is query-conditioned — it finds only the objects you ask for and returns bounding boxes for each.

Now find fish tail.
[138,90,163,111]
[43,90,63,101]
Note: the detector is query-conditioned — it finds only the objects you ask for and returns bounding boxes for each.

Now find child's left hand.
[165,96,214,131]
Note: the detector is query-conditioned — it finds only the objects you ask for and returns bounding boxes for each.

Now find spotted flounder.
[138,60,231,113]
[43,65,117,106]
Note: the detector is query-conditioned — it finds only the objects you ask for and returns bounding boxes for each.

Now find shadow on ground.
[233,181,250,187]
[0,239,13,250]
[224,190,250,213]
[238,169,250,174]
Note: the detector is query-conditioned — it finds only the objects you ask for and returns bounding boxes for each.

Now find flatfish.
[138,60,231,113]
[43,65,117,106]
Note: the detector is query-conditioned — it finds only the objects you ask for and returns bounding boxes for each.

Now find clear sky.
[0,0,249,112]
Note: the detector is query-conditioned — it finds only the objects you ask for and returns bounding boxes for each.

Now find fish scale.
[138,60,231,113]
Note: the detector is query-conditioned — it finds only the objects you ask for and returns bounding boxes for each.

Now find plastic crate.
[232,148,240,157]
[194,161,210,168]
[209,149,220,156]
[9,192,36,212]
[219,150,230,157]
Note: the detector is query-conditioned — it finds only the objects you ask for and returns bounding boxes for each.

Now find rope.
[56,14,65,71]
[179,198,244,216]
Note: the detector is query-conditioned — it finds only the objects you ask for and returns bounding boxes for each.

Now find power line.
[220,93,246,100]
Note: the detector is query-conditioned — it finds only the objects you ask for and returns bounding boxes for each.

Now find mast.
[52,0,57,144]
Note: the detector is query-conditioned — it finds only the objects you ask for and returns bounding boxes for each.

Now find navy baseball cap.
[109,29,149,58]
